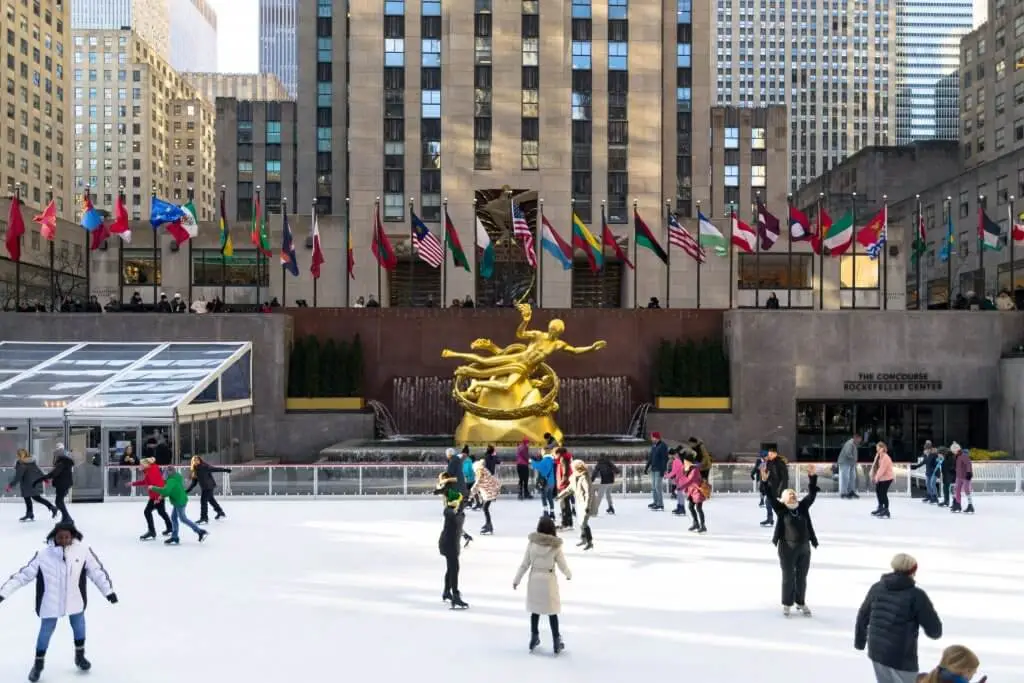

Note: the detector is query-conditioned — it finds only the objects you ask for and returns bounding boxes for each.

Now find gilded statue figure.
[442,303,607,445]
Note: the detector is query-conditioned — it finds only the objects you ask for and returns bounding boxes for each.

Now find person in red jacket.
[130,457,173,541]
[555,447,575,530]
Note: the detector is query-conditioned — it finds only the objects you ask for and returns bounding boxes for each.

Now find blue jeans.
[925,471,937,499]
[540,486,554,509]
[650,471,664,507]
[838,462,857,495]
[37,612,85,651]
[171,504,203,538]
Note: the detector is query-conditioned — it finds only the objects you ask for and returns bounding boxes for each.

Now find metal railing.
[1,462,1021,500]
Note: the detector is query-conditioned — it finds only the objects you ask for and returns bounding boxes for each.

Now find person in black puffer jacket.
[855,553,942,683]
[938,445,957,507]
[759,449,788,527]
[435,476,469,610]
[186,456,231,524]
[34,445,75,523]
[590,455,620,515]
[767,465,819,617]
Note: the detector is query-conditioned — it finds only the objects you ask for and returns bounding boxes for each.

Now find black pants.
[199,489,224,520]
[530,613,560,637]
[559,494,574,528]
[516,464,531,498]
[443,553,460,595]
[688,499,705,527]
[481,500,492,528]
[778,542,811,606]
[54,487,71,522]
[144,498,173,534]
[941,474,952,505]
[875,479,893,510]
[23,495,56,518]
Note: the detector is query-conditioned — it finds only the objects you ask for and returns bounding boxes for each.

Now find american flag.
[511,200,537,268]
[411,214,444,268]
[668,214,706,263]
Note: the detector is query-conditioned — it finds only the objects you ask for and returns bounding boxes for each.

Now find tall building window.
[521,7,540,171]
[317,37,332,62]
[676,43,690,67]
[608,42,627,70]
[421,39,440,67]
[572,0,591,18]
[724,127,739,149]
[385,0,405,15]
[266,121,281,144]
[318,0,333,17]
[420,0,443,222]
[751,127,765,149]
[609,0,627,19]
[383,4,406,222]
[571,41,591,69]
[317,83,332,107]
[724,165,739,187]
[675,7,692,217]
[474,2,492,170]
[571,0,593,222]
[385,39,405,67]
[315,3,335,213]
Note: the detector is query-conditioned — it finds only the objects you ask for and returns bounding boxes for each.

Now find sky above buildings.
[209,0,259,73]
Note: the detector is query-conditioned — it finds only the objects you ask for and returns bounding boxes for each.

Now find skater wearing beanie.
[33,444,74,523]
[149,466,208,545]
[672,449,708,533]
[130,457,174,540]
[768,465,819,617]
[186,456,230,523]
[950,448,975,514]
[436,475,469,609]
[557,459,596,550]
[590,454,620,515]
[470,459,501,534]
[5,449,57,522]
[870,442,895,518]
[0,521,118,682]
[513,515,571,654]
[530,450,557,519]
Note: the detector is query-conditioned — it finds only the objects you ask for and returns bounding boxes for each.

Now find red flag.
[810,207,833,255]
[89,219,110,251]
[5,194,25,262]
[109,194,131,243]
[602,215,633,269]
[310,212,326,280]
[371,202,398,270]
[33,199,57,241]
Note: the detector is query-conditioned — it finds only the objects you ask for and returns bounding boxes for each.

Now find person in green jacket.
[150,467,207,545]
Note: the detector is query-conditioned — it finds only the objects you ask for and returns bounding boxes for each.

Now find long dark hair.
[46,522,83,543]
[536,515,557,536]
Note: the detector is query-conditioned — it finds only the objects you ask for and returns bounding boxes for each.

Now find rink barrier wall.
[1,463,1022,500]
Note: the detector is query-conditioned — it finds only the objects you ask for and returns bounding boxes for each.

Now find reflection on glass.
[839,254,879,289]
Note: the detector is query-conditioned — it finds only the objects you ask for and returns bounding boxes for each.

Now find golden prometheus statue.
[441,302,607,445]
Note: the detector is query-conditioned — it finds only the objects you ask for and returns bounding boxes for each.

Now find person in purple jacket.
[514,439,533,500]
[950,448,975,514]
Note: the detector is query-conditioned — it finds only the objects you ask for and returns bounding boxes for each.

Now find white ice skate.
[796,604,812,617]
[782,605,791,617]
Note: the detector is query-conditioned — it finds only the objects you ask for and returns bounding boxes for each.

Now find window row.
[120,249,270,287]
[737,253,880,290]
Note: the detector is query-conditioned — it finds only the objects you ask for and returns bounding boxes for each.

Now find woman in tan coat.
[513,515,572,655]
[557,459,597,550]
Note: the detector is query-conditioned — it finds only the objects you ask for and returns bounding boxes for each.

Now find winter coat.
[9,458,45,497]
[470,468,501,502]
[691,441,713,472]
[555,453,573,491]
[512,532,572,615]
[591,456,619,484]
[151,472,189,507]
[646,441,669,474]
[130,463,167,502]
[187,462,230,493]
[37,453,74,491]
[515,442,530,466]
[0,541,115,619]
[838,438,858,466]
[462,457,476,484]
[954,452,973,482]
[484,451,500,475]
[531,455,556,490]
[558,469,597,516]
[910,451,938,476]
[445,455,467,494]
[675,464,706,504]
[872,452,895,483]
[666,457,682,484]
[939,449,956,482]
[769,475,819,548]
[855,572,942,672]
[438,506,465,558]
[763,457,789,498]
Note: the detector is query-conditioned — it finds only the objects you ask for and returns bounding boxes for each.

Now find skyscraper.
[259,0,297,98]
[71,0,217,72]
[894,0,972,144]
[713,0,897,192]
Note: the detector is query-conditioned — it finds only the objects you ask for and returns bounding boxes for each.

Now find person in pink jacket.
[870,441,895,519]
[670,448,707,533]
[951,448,975,514]
[667,450,685,515]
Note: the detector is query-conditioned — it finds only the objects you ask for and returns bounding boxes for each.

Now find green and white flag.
[475,216,495,278]
[698,211,728,256]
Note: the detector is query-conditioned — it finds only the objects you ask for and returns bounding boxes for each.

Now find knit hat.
[651,431,661,440]
[445,448,456,458]
[950,442,961,454]
[891,553,918,574]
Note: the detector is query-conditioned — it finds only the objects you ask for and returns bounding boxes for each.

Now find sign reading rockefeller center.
[843,372,943,392]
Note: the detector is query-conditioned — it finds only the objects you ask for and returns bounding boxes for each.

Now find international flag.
[668,213,705,263]
[218,193,232,256]
[371,202,397,270]
[789,205,812,241]
[601,210,633,269]
[81,193,103,232]
[1013,217,1024,247]
[697,212,728,256]
[571,213,603,272]
[911,210,926,264]
[89,215,110,251]
[166,199,199,245]
[110,194,131,244]
[822,211,855,256]
[856,206,888,259]
[311,211,326,279]
[149,196,185,229]
[475,216,495,278]
[939,208,955,263]
[634,208,668,264]
[757,201,780,250]
[280,209,299,276]
[346,222,354,279]
[730,210,757,254]
[250,195,273,257]
[444,207,470,272]
[511,200,537,268]
[411,211,443,267]
[978,209,1002,251]
[5,193,25,261]
[810,207,832,255]
[540,215,573,270]
[33,199,57,242]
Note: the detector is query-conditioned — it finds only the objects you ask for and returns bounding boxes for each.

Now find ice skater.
[437,477,469,609]
[911,441,939,504]
[186,456,230,523]
[951,447,975,514]
[5,449,58,522]
[531,449,557,518]
[443,449,473,547]
[644,431,668,510]
[150,466,208,545]
[557,459,595,550]
[470,459,501,534]
[513,515,571,654]
[767,465,819,617]
[760,449,788,527]
[674,449,708,533]
[590,453,619,515]
[514,438,533,500]
[130,457,174,540]
[938,444,957,507]
[554,447,575,529]
[33,444,74,523]
[0,521,117,682]
[870,442,895,518]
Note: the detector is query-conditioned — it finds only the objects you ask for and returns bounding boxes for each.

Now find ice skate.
[139,531,156,541]
[18,514,33,522]
[950,501,962,513]
[687,522,699,532]
[671,505,685,516]
[462,534,473,549]
[442,589,451,602]
[27,653,44,682]
[877,509,891,519]
[215,511,226,520]
[74,642,90,671]
[529,633,540,652]
[552,636,564,654]
[796,604,812,617]
[647,502,658,509]
[606,506,615,515]
[870,508,882,516]
[965,503,975,514]
[760,519,773,527]
[164,536,180,545]
[197,517,209,525]
[449,593,469,609]
[161,529,173,536]
[698,525,707,533]
[197,530,209,542]
[480,524,493,535]
[782,605,791,617]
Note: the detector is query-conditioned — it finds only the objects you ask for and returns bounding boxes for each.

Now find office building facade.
[184,72,291,103]
[259,0,297,98]
[712,0,897,192]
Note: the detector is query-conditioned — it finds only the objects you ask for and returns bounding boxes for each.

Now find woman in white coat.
[557,459,598,550]
[0,521,117,682]
[512,515,572,654]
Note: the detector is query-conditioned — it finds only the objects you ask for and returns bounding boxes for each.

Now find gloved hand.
[106,593,118,604]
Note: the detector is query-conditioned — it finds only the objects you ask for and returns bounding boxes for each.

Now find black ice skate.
[870,508,882,516]
[480,524,493,535]
[529,633,540,652]
[139,531,156,541]
[950,501,962,513]
[162,529,173,537]
[164,536,180,545]
[197,530,209,542]
[552,636,565,655]
[462,534,473,549]
[197,518,209,525]
[698,525,707,533]
[877,509,891,519]
[672,505,685,516]
[19,514,33,522]
[760,519,773,526]
[27,652,44,682]
[606,506,615,515]
[442,589,452,602]
[215,512,226,520]
[449,593,469,609]
[688,522,700,532]
[581,527,593,551]
[74,640,91,671]
[965,503,975,514]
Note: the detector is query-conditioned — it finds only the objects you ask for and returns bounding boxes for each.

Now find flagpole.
[311,198,318,308]
[187,186,194,306]
[754,193,761,308]
[818,192,825,311]
[254,185,262,308]
[220,185,227,306]
[571,197,577,307]
[375,196,383,306]
[441,197,449,307]
[978,196,985,301]
[882,194,888,310]
[694,200,702,309]
[281,197,288,307]
[851,191,858,310]
[117,186,124,308]
[914,195,921,309]
[786,194,794,308]
[344,196,351,307]
[665,199,672,308]
[728,203,735,309]
[538,198,545,308]
[13,183,21,310]
[946,197,953,307]
[600,201,607,305]
[84,187,91,303]
[408,197,416,307]
[1010,195,1016,301]
[632,199,639,308]
[472,196,479,305]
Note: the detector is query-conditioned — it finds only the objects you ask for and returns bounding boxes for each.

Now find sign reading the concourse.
[843,372,943,392]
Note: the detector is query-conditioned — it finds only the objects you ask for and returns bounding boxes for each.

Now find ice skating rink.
[1,495,1023,682]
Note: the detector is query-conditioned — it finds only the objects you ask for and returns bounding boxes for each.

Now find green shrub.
[287,333,366,397]
[653,337,730,398]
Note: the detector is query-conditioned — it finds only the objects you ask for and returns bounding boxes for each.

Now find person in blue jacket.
[531,451,557,519]
[644,431,669,510]
[910,441,939,504]
[461,447,479,509]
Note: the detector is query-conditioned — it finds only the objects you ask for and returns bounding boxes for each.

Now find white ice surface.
[1,495,1023,682]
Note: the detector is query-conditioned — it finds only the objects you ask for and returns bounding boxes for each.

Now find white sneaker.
[782,605,791,617]
[796,604,812,617]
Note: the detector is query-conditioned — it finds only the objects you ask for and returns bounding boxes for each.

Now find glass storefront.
[795,400,987,462]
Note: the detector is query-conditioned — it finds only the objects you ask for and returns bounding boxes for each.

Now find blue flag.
[150,196,185,228]
[280,210,299,276]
